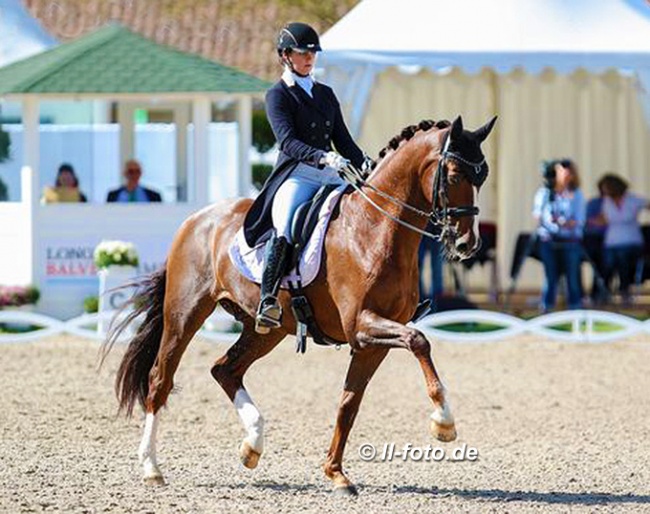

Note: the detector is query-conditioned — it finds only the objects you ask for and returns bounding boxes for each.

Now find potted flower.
[94,241,139,335]
[94,240,139,269]
[0,285,40,310]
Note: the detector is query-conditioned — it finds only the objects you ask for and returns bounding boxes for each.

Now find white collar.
[281,67,315,88]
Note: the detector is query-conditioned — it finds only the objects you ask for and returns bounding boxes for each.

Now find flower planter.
[97,265,138,336]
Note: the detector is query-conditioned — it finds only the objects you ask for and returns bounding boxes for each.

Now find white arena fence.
[1,309,649,345]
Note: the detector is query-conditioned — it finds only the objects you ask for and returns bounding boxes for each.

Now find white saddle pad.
[229,184,348,288]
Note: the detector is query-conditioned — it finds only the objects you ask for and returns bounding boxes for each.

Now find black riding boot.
[255,234,291,334]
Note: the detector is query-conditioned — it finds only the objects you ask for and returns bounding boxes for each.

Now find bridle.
[431,133,485,223]
[339,132,487,241]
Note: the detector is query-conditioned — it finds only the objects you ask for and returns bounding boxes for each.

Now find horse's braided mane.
[374,119,451,168]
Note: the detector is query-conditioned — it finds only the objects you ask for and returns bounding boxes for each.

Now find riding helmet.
[277,22,322,53]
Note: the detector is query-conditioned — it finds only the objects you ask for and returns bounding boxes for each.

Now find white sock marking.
[138,412,162,477]
[430,399,455,426]
[234,388,264,454]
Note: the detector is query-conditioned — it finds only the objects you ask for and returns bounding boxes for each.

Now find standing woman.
[532,159,585,311]
[243,22,373,333]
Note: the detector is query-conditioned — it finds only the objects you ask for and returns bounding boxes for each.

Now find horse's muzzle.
[454,234,481,260]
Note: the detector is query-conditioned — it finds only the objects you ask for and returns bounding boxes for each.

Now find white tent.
[320,0,650,289]
[0,0,56,66]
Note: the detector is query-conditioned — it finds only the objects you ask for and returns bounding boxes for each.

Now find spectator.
[42,163,87,203]
[583,175,609,303]
[532,159,585,311]
[418,221,444,309]
[600,174,650,305]
[107,159,162,203]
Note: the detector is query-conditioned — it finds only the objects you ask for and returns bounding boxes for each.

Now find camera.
[540,159,557,190]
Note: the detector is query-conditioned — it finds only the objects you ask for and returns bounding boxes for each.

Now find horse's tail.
[100,266,167,417]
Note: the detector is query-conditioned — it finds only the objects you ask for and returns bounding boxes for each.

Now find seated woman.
[42,163,87,203]
[599,174,650,304]
[584,175,609,303]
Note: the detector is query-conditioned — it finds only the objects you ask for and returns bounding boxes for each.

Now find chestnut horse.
[104,115,496,494]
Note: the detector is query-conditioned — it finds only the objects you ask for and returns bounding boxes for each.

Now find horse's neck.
[344,142,432,258]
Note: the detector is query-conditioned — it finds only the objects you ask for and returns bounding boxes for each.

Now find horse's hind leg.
[323,347,389,495]
[210,302,286,469]
[139,288,216,485]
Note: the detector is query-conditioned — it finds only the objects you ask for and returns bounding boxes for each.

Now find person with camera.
[532,159,585,312]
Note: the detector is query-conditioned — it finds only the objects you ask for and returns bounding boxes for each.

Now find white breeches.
[271,163,345,243]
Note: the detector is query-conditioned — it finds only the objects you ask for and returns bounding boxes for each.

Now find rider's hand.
[320,151,349,171]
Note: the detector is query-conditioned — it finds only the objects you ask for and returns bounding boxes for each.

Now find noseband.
[339,132,487,241]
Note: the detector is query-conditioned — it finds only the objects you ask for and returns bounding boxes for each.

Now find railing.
[1,309,649,345]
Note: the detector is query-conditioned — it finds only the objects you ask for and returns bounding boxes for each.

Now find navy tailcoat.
[243,77,364,247]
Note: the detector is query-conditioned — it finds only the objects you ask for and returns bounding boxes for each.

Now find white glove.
[360,155,376,177]
[320,151,349,171]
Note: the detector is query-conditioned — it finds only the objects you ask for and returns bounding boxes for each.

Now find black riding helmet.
[277,22,322,55]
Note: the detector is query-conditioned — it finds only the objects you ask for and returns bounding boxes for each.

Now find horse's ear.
[450,115,463,141]
[474,116,498,143]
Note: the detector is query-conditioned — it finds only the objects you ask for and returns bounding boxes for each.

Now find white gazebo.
[0,24,268,318]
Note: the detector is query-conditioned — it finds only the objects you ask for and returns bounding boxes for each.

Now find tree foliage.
[252,110,276,154]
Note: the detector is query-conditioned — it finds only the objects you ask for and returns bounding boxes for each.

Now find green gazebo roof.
[0,24,270,95]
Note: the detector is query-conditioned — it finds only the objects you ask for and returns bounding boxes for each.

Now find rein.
[339,134,485,241]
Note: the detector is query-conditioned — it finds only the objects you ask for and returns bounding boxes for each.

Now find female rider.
[243,22,372,333]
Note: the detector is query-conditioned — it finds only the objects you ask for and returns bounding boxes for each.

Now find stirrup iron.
[256,296,283,333]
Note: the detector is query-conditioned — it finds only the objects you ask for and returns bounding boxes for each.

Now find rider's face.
[289,50,317,75]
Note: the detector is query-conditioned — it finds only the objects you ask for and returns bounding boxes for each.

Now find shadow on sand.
[235,481,650,507]
[388,485,650,507]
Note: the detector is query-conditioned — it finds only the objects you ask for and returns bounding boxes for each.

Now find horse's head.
[428,115,497,260]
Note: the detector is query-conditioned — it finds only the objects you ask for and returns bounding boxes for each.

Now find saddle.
[285,184,344,353]
[283,184,434,354]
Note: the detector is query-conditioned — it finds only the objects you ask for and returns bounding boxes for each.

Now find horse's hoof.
[333,484,358,497]
[143,474,165,486]
[430,420,457,442]
[240,441,261,469]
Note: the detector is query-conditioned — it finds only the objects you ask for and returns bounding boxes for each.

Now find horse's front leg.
[356,311,457,442]
[323,347,388,495]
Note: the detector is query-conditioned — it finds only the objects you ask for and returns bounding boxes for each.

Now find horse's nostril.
[456,242,468,254]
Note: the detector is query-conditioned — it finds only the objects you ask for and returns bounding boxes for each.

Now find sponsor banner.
[43,239,167,282]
